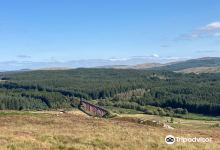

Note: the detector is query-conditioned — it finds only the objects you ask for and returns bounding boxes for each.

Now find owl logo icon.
[165,135,175,144]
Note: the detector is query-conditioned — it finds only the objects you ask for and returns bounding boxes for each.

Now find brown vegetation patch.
[0,110,219,150]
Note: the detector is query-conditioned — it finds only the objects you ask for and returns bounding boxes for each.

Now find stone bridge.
[80,100,109,117]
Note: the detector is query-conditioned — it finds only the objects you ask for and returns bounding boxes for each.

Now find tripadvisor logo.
[165,135,175,144]
[165,135,212,144]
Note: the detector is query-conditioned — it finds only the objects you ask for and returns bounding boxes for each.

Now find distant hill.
[150,57,220,72]
[96,57,220,73]
[97,63,163,69]
[132,63,163,69]
[36,67,71,70]
[96,65,131,69]
[176,66,220,74]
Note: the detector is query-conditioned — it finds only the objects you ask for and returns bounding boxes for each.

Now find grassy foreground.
[0,110,219,150]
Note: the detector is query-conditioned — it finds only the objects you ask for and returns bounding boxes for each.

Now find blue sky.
[0,0,220,62]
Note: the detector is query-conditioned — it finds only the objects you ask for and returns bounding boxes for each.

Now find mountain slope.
[177,66,220,74]
[132,63,163,69]
[150,57,220,71]
[97,63,163,69]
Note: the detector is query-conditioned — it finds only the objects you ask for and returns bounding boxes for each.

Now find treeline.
[0,68,220,116]
[98,100,188,117]
[0,84,76,110]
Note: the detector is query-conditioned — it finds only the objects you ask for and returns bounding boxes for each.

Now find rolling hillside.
[96,63,163,69]
[101,57,220,73]
[150,57,220,72]
[176,66,220,74]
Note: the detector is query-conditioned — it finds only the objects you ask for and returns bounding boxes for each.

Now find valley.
[1,59,220,149]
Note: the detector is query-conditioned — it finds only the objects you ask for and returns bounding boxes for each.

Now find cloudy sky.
[0,0,220,64]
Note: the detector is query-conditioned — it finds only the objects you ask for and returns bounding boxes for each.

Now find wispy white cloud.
[179,21,220,40]
[151,54,159,58]
[162,56,191,61]
[109,54,160,62]
[200,22,220,31]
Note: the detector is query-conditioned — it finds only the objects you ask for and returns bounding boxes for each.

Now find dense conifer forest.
[0,68,220,116]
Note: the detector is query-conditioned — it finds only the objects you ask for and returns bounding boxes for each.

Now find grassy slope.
[151,57,220,71]
[177,66,220,74]
[0,110,219,150]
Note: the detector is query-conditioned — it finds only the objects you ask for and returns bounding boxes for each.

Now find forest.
[0,68,220,116]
